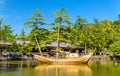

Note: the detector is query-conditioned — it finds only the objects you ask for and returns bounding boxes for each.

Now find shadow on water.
[34,64,92,76]
[0,64,20,73]
[0,60,39,73]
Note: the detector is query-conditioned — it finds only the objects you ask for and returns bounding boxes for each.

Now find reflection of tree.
[34,64,92,76]
[0,62,19,73]
[0,61,35,73]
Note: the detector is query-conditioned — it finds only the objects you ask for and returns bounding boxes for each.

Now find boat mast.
[56,26,60,58]
[84,31,87,54]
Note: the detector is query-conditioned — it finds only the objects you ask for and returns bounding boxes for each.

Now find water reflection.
[0,60,120,76]
[0,61,37,73]
[34,64,92,76]
[0,62,20,73]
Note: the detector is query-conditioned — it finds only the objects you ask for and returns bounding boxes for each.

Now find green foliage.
[50,8,72,42]
[24,9,48,54]
[2,9,120,54]
[109,41,120,52]
[24,9,46,28]
[19,29,26,40]
[27,28,49,47]
[73,16,87,28]
[0,19,15,42]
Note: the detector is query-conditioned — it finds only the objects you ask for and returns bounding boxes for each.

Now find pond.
[0,60,120,76]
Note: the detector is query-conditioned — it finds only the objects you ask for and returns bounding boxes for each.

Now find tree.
[24,9,46,54]
[51,8,71,58]
[1,24,15,42]
[18,29,26,54]
[0,18,3,41]
[73,16,87,28]
[0,19,16,56]
[0,18,3,56]
[70,16,87,48]
[19,29,26,41]
[93,18,99,24]
[114,14,120,26]
[109,41,120,52]
[27,28,49,50]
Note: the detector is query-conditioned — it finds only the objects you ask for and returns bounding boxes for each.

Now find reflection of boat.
[34,53,93,64]
[34,64,92,76]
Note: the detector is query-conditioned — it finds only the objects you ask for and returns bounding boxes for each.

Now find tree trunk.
[56,26,60,58]
[0,50,2,57]
[34,35,42,55]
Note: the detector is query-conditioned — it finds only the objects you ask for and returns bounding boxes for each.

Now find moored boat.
[34,53,93,64]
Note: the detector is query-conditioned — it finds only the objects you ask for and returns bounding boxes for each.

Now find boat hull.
[34,53,93,64]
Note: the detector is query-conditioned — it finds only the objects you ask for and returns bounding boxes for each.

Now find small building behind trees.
[45,41,85,57]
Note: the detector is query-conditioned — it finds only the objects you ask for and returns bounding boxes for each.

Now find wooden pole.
[34,35,42,55]
[56,26,60,58]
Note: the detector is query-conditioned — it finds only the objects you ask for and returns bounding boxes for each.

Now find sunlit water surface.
[0,60,120,76]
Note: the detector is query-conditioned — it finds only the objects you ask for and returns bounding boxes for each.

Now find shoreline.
[0,55,120,61]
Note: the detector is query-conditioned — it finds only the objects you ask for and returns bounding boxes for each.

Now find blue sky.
[0,0,120,35]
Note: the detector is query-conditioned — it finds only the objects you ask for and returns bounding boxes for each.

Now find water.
[0,60,120,76]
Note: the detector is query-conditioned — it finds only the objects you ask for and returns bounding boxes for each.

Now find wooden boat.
[34,53,93,64]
